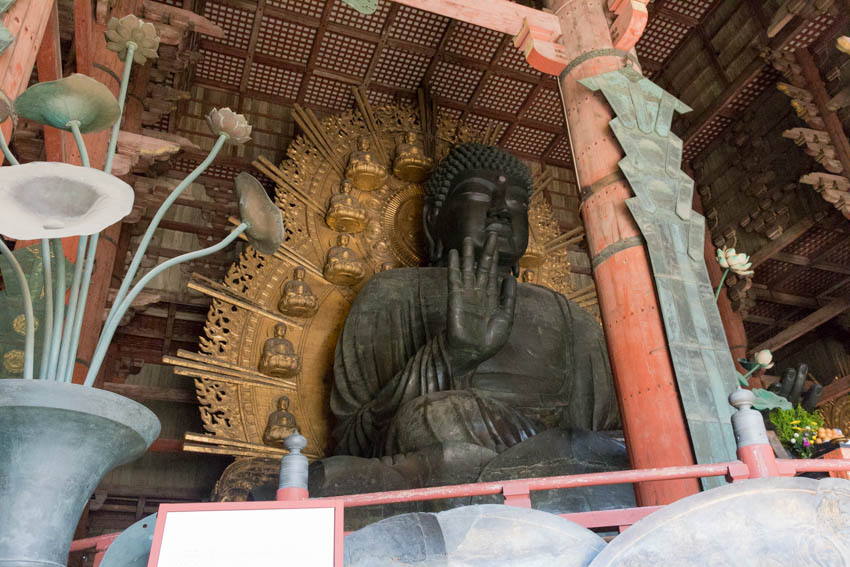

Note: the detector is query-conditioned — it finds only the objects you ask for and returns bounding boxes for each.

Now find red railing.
[70,441,850,564]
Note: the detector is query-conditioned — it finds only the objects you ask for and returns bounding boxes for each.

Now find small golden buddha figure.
[278,266,319,318]
[324,234,367,286]
[325,179,367,233]
[263,395,298,446]
[345,136,387,191]
[393,131,433,183]
[521,269,536,283]
[381,262,395,272]
[258,323,300,378]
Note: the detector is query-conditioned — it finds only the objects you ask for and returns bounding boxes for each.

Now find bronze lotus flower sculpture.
[105,14,160,64]
[235,172,285,255]
[0,162,134,240]
[206,107,252,145]
[13,74,120,133]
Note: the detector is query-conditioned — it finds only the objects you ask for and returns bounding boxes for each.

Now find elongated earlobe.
[511,263,520,277]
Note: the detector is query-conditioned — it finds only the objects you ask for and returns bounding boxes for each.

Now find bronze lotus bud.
[105,14,160,64]
[206,107,252,145]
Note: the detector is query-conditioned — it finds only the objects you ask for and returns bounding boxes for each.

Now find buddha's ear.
[423,201,442,264]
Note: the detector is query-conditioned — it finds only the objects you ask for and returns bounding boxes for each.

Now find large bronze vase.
[0,380,160,567]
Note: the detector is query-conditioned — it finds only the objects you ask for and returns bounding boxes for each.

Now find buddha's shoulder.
[356,267,446,297]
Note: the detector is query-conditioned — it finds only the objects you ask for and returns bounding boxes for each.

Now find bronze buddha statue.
[323,234,367,286]
[278,266,318,318]
[392,131,433,183]
[345,136,387,191]
[325,179,367,234]
[263,395,298,446]
[311,144,630,512]
[258,323,300,378]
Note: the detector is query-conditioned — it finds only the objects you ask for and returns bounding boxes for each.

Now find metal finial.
[278,430,308,491]
[729,388,769,448]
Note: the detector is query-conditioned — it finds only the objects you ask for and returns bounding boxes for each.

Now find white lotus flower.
[205,108,251,145]
[755,349,774,369]
[0,162,134,239]
[716,247,736,269]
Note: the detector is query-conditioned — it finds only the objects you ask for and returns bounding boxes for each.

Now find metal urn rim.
[0,379,161,567]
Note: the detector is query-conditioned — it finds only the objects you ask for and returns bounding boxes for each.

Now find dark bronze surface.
[311,144,630,512]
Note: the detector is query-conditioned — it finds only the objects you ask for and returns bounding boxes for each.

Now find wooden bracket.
[513,18,569,76]
[608,0,650,52]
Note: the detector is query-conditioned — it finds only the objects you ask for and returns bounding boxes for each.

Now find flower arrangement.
[0,14,283,385]
[769,406,824,458]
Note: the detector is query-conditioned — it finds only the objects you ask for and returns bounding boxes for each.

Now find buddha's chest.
[422,282,569,395]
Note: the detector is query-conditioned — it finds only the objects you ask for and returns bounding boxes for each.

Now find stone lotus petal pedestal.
[0,379,160,567]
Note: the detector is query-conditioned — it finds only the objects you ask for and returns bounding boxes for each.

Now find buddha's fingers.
[487,248,500,311]
[499,276,517,318]
[448,249,463,293]
[477,232,498,287]
[462,237,475,289]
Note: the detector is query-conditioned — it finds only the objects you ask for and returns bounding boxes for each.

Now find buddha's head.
[424,143,531,272]
[277,395,290,411]
[341,179,353,194]
[358,137,370,152]
[338,234,351,247]
[293,266,306,281]
[274,323,288,338]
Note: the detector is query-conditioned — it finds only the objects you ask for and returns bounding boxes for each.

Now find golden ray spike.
[546,234,584,253]
[187,273,305,329]
[353,86,388,163]
[566,284,596,300]
[545,225,585,248]
[166,353,297,390]
[254,156,326,214]
[227,215,323,276]
[293,105,344,176]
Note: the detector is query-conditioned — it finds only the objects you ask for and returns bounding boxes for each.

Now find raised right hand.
[445,233,517,378]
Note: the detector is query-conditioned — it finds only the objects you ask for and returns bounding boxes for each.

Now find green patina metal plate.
[342,0,378,14]
[0,244,72,378]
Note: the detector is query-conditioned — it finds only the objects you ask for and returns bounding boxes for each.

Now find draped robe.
[331,267,619,458]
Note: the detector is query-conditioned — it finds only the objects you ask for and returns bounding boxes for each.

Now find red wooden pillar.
[548,0,699,505]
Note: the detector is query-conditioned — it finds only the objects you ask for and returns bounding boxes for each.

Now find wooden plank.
[149,438,185,453]
[388,0,561,41]
[35,0,66,163]
[819,374,850,406]
[141,0,225,38]
[751,296,850,354]
[796,47,850,180]
[750,286,820,309]
[102,383,197,404]
[749,218,815,268]
[0,0,55,164]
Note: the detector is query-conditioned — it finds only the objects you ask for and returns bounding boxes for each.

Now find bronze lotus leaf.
[206,108,252,145]
[235,172,284,255]
[0,89,12,124]
[105,14,160,64]
[14,74,120,134]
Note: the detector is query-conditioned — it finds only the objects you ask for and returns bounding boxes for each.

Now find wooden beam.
[751,296,850,354]
[750,286,821,309]
[0,0,56,164]
[795,47,850,179]
[35,0,66,163]
[149,438,185,453]
[388,0,561,41]
[819,374,850,406]
[749,218,815,268]
[102,383,197,404]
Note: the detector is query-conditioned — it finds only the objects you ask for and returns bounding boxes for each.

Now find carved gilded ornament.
[174,100,581,473]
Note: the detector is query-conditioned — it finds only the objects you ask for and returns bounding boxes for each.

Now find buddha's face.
[430,169,529,270]
[294,267,305,280]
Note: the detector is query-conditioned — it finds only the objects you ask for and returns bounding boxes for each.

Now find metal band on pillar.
[560,48,640,81]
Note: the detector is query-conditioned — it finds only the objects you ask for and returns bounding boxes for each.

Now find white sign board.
[148,500,343,567]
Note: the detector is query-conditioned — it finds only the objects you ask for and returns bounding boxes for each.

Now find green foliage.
[769,406,824,458]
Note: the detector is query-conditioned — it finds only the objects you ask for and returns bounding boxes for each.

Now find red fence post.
[502,483,532,508]
[276,432,309,501]
[729,389,781,479]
